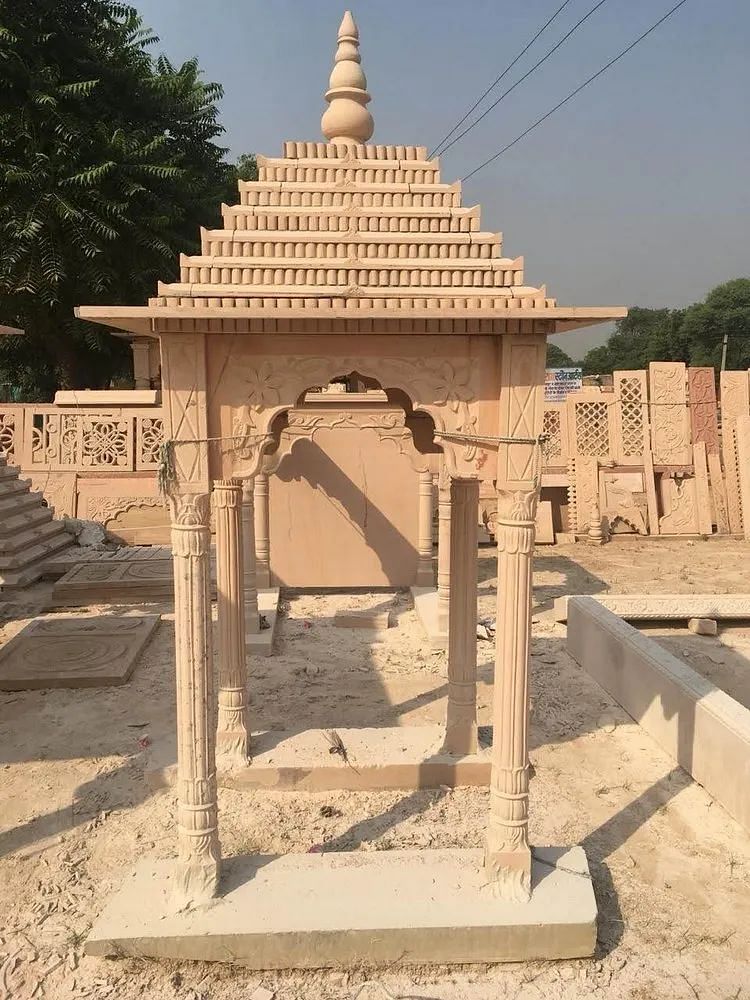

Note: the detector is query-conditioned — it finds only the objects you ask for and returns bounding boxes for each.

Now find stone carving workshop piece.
[78,8,624,968]
[554,593,750,622]
[687,367,720,455]
[648,362,690,465]
[52,558,178,605]
[0,613,159,689]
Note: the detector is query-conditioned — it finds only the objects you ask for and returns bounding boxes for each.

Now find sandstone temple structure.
[79,11,625,966]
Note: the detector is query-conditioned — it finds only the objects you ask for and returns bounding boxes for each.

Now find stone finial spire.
[321,11,374,145]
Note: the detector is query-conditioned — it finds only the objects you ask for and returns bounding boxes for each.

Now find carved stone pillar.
[242,480,260,636]
[169,491,221,904]
[131,338,151,390]
[213,479,249,765]
[444,479,479,754]
[254,473,271,589]
[416,469,435,586]
[485,487,538,901]
[437,472,451,635]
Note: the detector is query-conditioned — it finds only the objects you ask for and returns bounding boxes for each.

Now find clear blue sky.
[136,0,749,358]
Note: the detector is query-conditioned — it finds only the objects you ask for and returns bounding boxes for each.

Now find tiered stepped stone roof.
[78,12,624,336]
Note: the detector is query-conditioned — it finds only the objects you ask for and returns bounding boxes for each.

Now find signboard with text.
[544,367,582,402]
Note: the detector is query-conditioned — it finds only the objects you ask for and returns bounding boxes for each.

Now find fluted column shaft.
[444,479,479,754]
[437,476,451,636]
[416,469,435,586]
[214,479,249,765]
[242,480,260,637]
[169,491,220,904]
[254,473,271,589]
[485,487,539,901]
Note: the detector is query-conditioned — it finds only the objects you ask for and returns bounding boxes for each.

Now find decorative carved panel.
[161,334,209,488]
[572,455,599,533]
[497,336,546,488]
[659,475,699,535]
[687,367,719,456]
[648,362,690,465]
[613,370,648,465]
[567,390,613,461]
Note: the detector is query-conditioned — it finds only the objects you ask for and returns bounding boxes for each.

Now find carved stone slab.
[687,367,720,455]
[612,370,649,465]
[648,362,690,465]
[658,475,699,535]
[554,593,750,622]
[0,613,159,689]
[52,559,178,606]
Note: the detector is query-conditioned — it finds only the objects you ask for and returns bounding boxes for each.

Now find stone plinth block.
[0,613,159,689]
[148,725,490,793]
[333,608,391,630]
[411,586,448,650]
[85,847,596,967]
[567,597,750,834]
[245,588,280,657]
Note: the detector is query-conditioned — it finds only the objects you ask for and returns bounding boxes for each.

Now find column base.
[443,720,478,756]
[86,847,597,966]
[485,846,532,903]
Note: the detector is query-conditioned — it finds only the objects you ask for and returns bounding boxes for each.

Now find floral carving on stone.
[227,353,480,477]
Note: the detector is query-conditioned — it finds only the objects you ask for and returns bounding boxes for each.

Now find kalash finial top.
[321,10,374,145]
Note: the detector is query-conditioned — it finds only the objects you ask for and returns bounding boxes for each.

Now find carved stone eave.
[75,305,626,338]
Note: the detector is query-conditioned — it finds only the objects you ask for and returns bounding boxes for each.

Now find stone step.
[0,529,72,572]
[0,489,41,516]
[0,506,54,538]
[0,464,20,480]
[0,518,69,555]
[0,476,31,498]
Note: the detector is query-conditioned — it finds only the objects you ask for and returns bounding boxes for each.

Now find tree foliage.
[546,342,575,368]
[580,280,750,375]
[0,0,242,396]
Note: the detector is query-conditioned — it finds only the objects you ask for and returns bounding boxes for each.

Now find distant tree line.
[0,1,257,399]
[546,279,750,375]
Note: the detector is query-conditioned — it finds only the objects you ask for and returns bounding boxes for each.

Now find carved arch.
[220,353,483,479]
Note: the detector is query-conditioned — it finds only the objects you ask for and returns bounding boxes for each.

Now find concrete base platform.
[411,586,447,650]
[245,588,280,657]
[85,847,597,967]
[147,725,491,793]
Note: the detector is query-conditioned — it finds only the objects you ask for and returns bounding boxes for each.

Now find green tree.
[681,278,750,370]
[546,342,575,368]
[581,307,687,375]
[0,1,235,396]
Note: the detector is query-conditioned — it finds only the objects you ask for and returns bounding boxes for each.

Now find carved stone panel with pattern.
[496,336,546,488]
[161,335,209,488]
[613,371,648,465]
[719,371,748,535]
[720,371,750,427]
[541,403,570,467]
[658,476,699,535]
[648,362,690,465]
[207,334,494,482]
[572,456,599,533]
[566,391,612,461]
[687,368,720,455]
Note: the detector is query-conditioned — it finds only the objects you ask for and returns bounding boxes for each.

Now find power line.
[428,0,575,159]
[434,0,610,160]
[462,0,691,182]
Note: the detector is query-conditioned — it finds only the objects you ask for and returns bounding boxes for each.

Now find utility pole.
[721,331,729,371]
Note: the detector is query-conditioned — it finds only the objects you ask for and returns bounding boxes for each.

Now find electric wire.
[461,0,691,182]
[434,0,610,160]
[428,0,575,158]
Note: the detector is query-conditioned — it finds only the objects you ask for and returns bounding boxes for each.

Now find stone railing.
[0,404,164,472]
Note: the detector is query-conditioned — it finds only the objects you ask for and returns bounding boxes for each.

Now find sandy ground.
[1,536,750,999]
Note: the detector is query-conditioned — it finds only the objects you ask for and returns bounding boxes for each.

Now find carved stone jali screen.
[78,10,624,965]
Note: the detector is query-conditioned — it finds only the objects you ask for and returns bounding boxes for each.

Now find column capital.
[495,487,538,555]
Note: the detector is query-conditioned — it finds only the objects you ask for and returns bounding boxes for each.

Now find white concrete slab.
[85,847,597,967]
[147,725,491,793]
